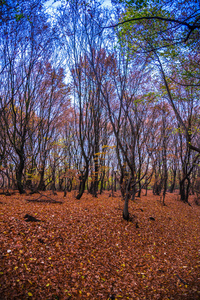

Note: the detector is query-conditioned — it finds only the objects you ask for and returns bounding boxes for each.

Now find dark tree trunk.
[93,156,99,197]
[16,158,25,194]
[179,178,185,201]
[88,180,94,195]
[123,177,132,221]
[67,178,72,192]
[131,185,136,201]
[0,172,4,188]
[38,167,46,191]
[120,174,125,198]
[144,179,150,196]
[137,182,141,197]
[169,170,176,193]
[114,171,117,192]
[59,177,64,191]
[123,193,129,221]
[137,165,141,197]
[111,169,114,197]
[179,177,190,203]
[99,170,105,194]
[153,178,162,195]
[51,165,56,192]
[145,185,148,196]
[6,168,10,188]
[186,177,190,203]
[76,166,89,200]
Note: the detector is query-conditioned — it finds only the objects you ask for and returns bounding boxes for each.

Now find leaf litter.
[0,190,200,299]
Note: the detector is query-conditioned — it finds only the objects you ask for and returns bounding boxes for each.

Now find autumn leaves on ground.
[0,191,200,300]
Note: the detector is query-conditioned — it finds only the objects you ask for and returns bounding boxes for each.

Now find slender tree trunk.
[123,193,129,221]
[67,178,72,192]
[111,169,114,197]
[76,166,89,200]
[99,170,105,194]
[52,166,56,191]
[120,173,125,198]
[180,177,191,203]
[137,165,141,197]
[137,182,141,197]
[114,171,117,192]
[16,158,25,194]
[123,177,132,221]
[93,156,98,197]
[145,185,148,196]
[169,169,176,193]
[185,177,190,203]
[162,155,168,206]
[38,166,46,191]
[131,184,136,200]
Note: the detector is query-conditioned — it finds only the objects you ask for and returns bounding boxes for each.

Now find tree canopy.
[0,0,200,207]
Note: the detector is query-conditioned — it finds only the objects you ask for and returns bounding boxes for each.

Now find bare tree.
[0,0,54,193]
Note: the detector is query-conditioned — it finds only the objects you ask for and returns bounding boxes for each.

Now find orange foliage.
[0,191,200,299]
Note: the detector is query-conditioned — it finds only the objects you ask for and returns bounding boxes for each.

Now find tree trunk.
[145,185,148,196]
[122,177,132,221]
[99,170,105,194]
[16,159,25,194]
[169,170,176,193]
[123,193,129,221]
[114,171,117,192]
[185,177,190,203]
[131,185,136,200]
[38,167,46,191]
[51,165,56,192]
[76,166,89,200]
[137,182,141,197]
[67,178,72,192]
[179,177,190,203]
[93,156,99,197]
[179,178,185,201]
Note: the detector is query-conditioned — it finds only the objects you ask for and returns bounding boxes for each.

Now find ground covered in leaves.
[0,190,200,300]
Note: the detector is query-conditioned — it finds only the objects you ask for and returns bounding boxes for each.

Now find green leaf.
[15,13,24,21]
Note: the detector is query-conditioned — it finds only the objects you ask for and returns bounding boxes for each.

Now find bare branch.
[103,15,200,31]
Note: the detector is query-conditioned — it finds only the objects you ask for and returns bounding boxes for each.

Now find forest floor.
[0,190,200,300]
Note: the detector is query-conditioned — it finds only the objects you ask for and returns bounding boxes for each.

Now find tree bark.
[123,193,129,221]
[16,157,25,194]
[76,166,89,200]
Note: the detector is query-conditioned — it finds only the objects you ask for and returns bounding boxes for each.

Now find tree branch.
[103,16,199,31]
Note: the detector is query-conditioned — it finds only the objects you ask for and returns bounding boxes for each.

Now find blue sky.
[103,0,112,6]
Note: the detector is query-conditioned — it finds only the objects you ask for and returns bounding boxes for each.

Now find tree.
[107,0,200,156]
[59,0,110,199]
[98,44,154,219]
[0,0,55,193]
[110,0,200,45]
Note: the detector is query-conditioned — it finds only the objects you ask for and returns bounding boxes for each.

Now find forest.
[0,0,200,299]
[0,0,200,213]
